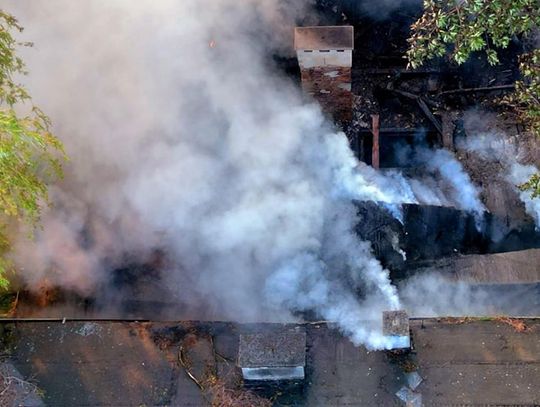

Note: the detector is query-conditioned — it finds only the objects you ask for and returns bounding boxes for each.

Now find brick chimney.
[294,26,354,124]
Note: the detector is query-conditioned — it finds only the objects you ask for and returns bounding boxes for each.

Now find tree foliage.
[407,0,540,67]
[519,172,540,198]
[407,0,540,197]
[0,10,65,287]
[503,49,540,139]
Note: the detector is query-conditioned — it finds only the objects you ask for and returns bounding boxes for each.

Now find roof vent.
[238,327,306,381]
[383,310,411,349]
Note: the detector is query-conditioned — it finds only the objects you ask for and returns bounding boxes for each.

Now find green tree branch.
[407,0,540,197]
[0,10,66,288]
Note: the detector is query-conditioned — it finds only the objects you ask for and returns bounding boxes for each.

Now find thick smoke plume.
[393,142,486,224]
[400,273,540,317]
[4,0,485,348]
[399,115,540,319]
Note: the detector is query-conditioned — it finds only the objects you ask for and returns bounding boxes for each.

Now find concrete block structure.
[238,328,306,381]
[383,310,411,349]
[294,26,354,123]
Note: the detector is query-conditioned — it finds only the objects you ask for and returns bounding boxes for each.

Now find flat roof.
[294,26,354,50]
[1,320,539,405]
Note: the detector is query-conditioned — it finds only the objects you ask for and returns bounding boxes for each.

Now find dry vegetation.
[177,333,272,407]
[439,316,529,332]
[208,380,272,407]
[495,317,528,332]
[0,368,41,406]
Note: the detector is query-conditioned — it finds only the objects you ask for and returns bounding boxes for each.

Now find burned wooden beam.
[356,127,435,134]
[371,114,380,169]
[440,84,515,95]
[390,87,443,136]
[358,68,443,75]
[389,87,443,137]
[441,111,458,150]
[391,89,439,108]
[416,98,443,136]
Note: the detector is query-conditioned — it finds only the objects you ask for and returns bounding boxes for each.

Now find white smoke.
[3,0,484,349]
[393,143,486,224]
[422,149,486,226]
[458,132,540,226]
[325,133,486,223]
[399,272,539,317]
[508,164,540,226]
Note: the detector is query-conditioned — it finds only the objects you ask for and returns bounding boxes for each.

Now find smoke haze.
[458,129,540,227]
[2,0,496,348]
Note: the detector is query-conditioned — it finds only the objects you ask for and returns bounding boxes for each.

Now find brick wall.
[300,66,352,124]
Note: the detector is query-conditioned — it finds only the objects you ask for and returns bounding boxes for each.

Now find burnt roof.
[1,319,540,405]
[294,26,354,50]
[238,328,306,368]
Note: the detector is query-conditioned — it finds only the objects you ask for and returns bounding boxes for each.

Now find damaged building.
[1,1,540,406]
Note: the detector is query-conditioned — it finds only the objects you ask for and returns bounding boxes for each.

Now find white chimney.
[383,310,411,349]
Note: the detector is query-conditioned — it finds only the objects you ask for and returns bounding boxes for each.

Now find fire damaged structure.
[1,319,539,405]
[294,26,354,123]
[2,2,540,406]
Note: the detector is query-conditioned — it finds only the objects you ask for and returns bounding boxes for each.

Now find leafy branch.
[0,10,66,288]
[407,0,540,197]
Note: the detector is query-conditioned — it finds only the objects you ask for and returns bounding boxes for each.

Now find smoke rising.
[398,116,540,320]
[4,0,488,349]
[508,164,540,226]
[458,130,540,227]
[392,142,486,224]
[400,273,540,317]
